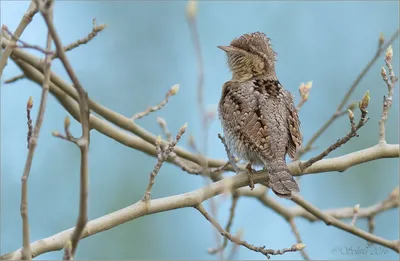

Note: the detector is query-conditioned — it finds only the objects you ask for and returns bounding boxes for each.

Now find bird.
[218,32,302,199]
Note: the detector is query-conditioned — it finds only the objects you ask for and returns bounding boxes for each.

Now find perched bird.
[218,32,302,198]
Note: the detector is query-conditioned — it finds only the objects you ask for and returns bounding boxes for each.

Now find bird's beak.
[217,45,234,52]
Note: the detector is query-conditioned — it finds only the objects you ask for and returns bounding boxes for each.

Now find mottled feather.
[218,32,302,198]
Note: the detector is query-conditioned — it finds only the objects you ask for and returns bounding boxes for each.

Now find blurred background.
[1,1,399,260]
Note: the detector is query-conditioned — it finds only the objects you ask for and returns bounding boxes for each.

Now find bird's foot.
[246,163,255,190]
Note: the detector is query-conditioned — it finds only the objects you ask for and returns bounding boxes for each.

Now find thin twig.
[208,193,239,254]
[35,0,91,259]
[26,97,33,148]
[195,203,305,259]
[2,25,54,55]
[20,28,52,260]
[300,91,369,171]
[4,74,26,84]
[3,18,106,84]
[132,84,179,120]
[156,117,172,141]
[0,0,38,78]
[379,45,398,143]
[142,124,187,202]
[299,29,400,157]
[289,219,310,260]
[50,18,106,60]
[291,192,399,252]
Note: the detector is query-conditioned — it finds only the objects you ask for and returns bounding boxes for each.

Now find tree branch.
[0,0,37,79]
[35,0,91,258]
[299,29,400,157]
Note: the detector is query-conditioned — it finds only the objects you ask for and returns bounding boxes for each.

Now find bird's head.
[218,32,277,81]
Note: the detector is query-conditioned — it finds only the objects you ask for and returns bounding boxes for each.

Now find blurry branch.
[195,203,305,259]
[290,193,399,252]
[142,124,187,202]
[187,1,224,253]
[4,73,26,84]
[2,25,54,55]
[156,117,172,141]
[3,18,106,84]
[288,219,310,260]
[50,18,106,60]
[35,0,91,259]
[296,81,312,111]
[379,45,398,143]
[299,91,369,171]
[19,24,53,260]
[298,29,400,157]
[238,185,399,224]
[132,84,179,121]
[208,193,239,255]
[0,0,37,79]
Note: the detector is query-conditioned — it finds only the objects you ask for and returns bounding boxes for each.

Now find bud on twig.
[379,32,385,48]
[299,81,313,101]
[347,109,354,121]
[64,116,70,130]
[385,45,393,63]
[359,90,370,111]
[390,187,399,200]
[27,96,33,110]
[347,102,357,112]
[155,135,162,146]
[186,0,198,20]
[169,84,180,96]
[353,204,360,214]
[295,243,306,251]
[381,66,387,79]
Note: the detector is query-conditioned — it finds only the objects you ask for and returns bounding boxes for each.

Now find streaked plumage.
[218,32,302,198]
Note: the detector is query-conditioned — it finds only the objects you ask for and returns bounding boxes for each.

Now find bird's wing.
[219,81,275,160]
[281,89,302,159]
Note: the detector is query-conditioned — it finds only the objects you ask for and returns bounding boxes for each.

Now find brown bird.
[218,32,302,198]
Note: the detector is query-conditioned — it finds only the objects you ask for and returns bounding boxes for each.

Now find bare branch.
[290,193,398,252]
[2,25,54,55]
[4,73,26,84]
[300,91,369,171]
[0,0,37,78]
[132,84,179,120]
[20,28,52,260]
[3,18,106,84]
[379,45,398,143]
[208,193,239,254]
[156,117,172,141]
[3,167,399,260]
[299,29,400,157]
[142,124,187,201]
[195,203,304,259]
[289,219,310,260]
[34,0,91,259]
[50,18,106,60]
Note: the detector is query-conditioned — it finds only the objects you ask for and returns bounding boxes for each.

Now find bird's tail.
[266,159,299,199]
